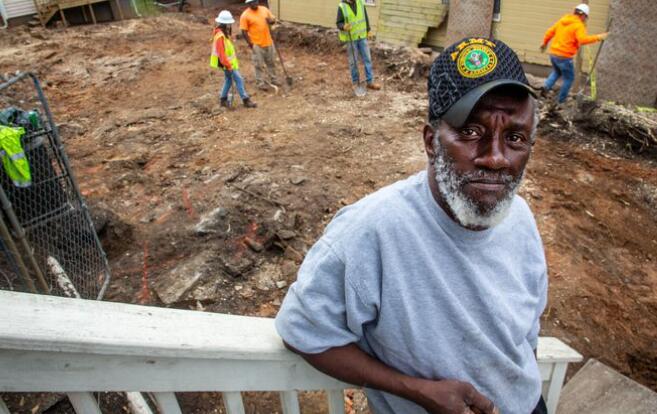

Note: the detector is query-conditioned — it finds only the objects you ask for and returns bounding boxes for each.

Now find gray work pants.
[252,45,279,86]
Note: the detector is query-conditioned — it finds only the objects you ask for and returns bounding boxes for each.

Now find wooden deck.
[36,0,124,27]
[0,290,583,414]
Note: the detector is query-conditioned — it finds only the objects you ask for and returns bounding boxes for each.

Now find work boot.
[367,82,381,90]
[220,97,229,108]
[243,98,257,108]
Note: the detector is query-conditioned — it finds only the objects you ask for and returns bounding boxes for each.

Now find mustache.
[460,170,516,185]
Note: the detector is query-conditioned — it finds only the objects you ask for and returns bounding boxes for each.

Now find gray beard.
[432,145,523,229]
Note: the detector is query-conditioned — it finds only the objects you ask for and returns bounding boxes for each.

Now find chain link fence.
[0,72,110,299]
[445,0,494,45]
[597,0,657,106]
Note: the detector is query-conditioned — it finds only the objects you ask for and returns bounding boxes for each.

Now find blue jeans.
[220,69,249,101]
[346,38,373,84]
[544,55,574,103]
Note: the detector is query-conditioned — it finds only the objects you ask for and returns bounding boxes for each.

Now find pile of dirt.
[541,98,657,156]
[573,99,657,154]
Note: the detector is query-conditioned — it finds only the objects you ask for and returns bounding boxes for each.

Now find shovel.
[577,17,612,100]
[347,31,366,97]
[273,41,294,87]
[227,82,237,108]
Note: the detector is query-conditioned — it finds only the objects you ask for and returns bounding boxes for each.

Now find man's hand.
[599,32,609,40]
[367,32,375,40]
[539,44,547,53]
[409,378,498,414]
[343,23,352,31]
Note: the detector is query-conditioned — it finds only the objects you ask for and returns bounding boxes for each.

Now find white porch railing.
[0,291,582,414]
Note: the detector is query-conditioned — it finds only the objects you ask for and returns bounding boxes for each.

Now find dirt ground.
[1,7,656,414]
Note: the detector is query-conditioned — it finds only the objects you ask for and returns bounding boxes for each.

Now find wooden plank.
[327,390,345,414]
[381,4,447,15]
[114,0,124,20]
[545,362,567,414]
[87,2,96,24]
[0,397,10,414]
[126,392,153,414]
[383,0,442,7]
[539,361,553,381]
[0,291,305,361]
[67,392,102,414]
[58,6,67,27]
[380,13,443,24]
[537,337,583,363]
[0,350,347,392]
[153,392,183,414]
[223,392,245,414]
[378,21,427,34]
[279,391,300,414]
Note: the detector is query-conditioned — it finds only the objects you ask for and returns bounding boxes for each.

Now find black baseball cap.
[428,37,536,128]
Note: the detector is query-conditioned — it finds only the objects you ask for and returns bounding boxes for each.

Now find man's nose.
[474,135,511,170]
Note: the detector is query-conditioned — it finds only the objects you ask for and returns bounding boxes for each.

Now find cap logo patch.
[454,39,498,79]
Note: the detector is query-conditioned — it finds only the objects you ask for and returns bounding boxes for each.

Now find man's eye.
[508,133,526,143]
[460,128,478,137]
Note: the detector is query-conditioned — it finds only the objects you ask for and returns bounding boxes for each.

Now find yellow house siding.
[424,19,447,48]
[273,0,610,70]
[272,1,380,33]
[494,0,610,71]
[377,0,447,45]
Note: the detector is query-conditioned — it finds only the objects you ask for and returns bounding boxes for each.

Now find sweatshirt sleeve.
[275,238,379,354]
[542,22,557,46]
[364,6,370,32]
[576,24,604,46]
[215,37,232,70]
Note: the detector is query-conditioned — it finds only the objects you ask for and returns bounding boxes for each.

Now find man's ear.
[423,124,436,160]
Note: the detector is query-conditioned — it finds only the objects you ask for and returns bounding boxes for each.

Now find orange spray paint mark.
[138,240,151,304]
[182,188,196,219]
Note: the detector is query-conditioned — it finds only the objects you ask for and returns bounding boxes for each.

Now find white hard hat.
[245,0,258,3]
[215,10,235,24]
[575,3,590,16]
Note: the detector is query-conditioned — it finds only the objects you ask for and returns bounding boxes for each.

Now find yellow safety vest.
[338,0,367,42]
[0,126,31,188]
[210,30,239,71]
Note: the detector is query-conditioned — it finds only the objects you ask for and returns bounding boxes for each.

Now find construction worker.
[540,3,608,103]
[336,0,381,92]
[240,0,279,90]
[211,11,257,109]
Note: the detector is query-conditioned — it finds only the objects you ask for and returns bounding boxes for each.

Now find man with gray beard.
[275,38,548,414]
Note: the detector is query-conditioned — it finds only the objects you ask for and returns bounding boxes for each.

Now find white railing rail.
[0,291,582,414]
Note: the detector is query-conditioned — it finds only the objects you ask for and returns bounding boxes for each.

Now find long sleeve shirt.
[542,14,604,58]
[336,1,370,32]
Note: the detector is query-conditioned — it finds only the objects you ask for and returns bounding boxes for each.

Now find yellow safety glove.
[343,23,352,31]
